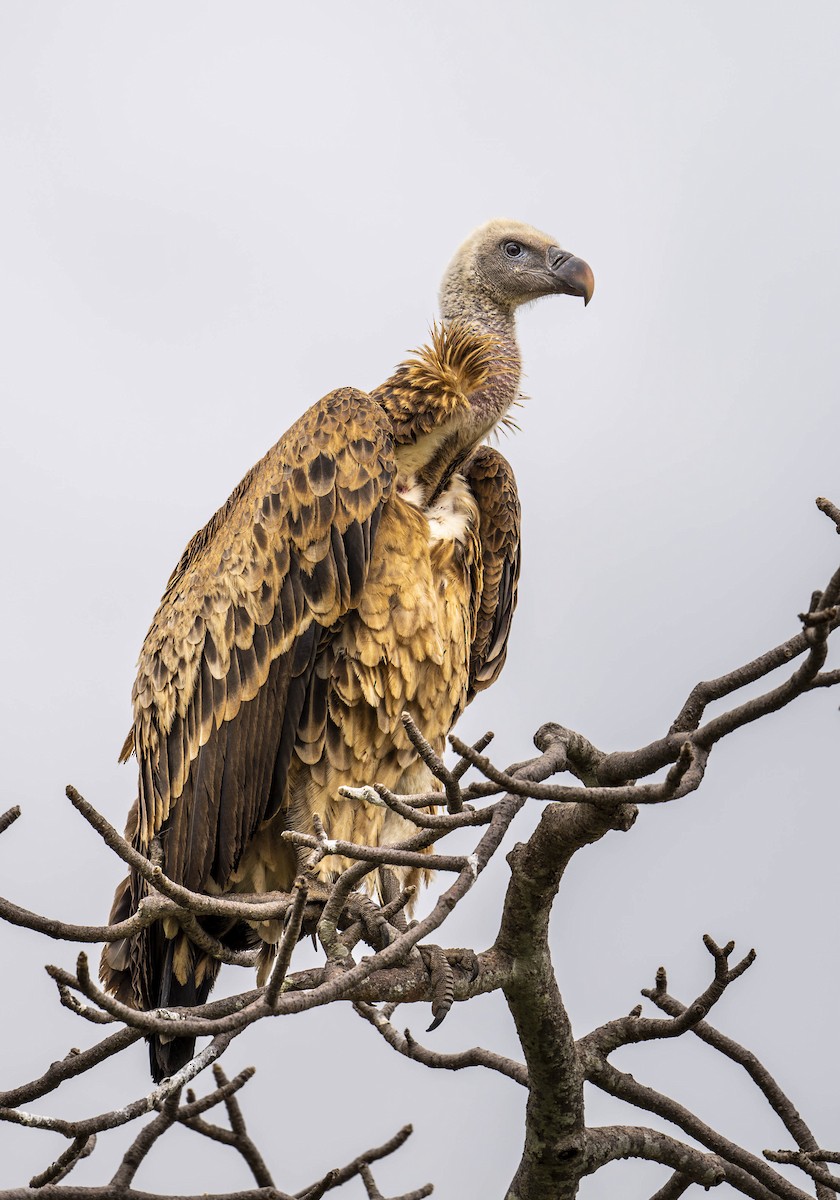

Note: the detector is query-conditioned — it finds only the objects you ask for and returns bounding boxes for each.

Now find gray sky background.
[1,3,838,1195]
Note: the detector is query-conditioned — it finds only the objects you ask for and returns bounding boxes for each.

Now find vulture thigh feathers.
[100,220,594,1080]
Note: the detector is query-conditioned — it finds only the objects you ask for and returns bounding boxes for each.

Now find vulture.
[101,220,594,1080]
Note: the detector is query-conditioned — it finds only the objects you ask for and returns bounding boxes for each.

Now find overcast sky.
[1,3,839,1195]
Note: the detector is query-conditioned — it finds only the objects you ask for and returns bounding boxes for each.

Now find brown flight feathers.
[463,447,521,698]
[124,387,396,853]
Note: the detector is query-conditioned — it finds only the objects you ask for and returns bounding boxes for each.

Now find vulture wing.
[463,445,522,701]
[104,387,395,1073]
[128,387,395,889]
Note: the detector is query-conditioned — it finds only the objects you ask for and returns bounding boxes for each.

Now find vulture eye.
[503,241,524,259]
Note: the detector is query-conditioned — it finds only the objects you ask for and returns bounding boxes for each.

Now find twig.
[648,1173,695,1200]
[807,668,840,689]
[644,965,833,1200]
[178,1064,274,1189]
[581,935,756,1059]
[65,787,300,923]
[283,829,467,872]
[765,1150,840,1194]
[295,1124,430,1200]
[265,878,309,1006]
[449,733,708,808]
[29,1135,95,1187]
[175,1065,255,1120]
[401,712,463,813]
[357,1162,434,1200]
[585,1058,813,1199]
[0,1028,142,1109]
[0,1034,235,1139]
[353,1002,528,1086]
[110,1092,181,1191]
[817,496,840,533]
[369,785,497,830]
[0,807,21,836]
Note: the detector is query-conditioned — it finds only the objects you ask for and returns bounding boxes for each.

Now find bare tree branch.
[816,496,840,533]
[29,1135,95,1188]
[0,1033,235,1139]
[584,1058,814,1199]
[176,1065,274,1189]
[643,959,834,1200]
[353,1001,528,1086]
[0,500,838,1198]
[294,1124,430,1200]
[582,1125,725,1187]
[765,1151,840,1194]
[264,876,310,1005]
[0,806,22,836]
[0,1028,142,1109]
[648,1173,695,1200]
[493,780,637,1196]
[580,935,756,1060]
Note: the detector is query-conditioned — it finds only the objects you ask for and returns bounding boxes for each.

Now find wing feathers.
[462,445,522,701]
[129,387,395,903]
[342,520,369,599]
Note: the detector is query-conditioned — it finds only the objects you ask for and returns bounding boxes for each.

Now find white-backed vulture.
[100,220,594,1080]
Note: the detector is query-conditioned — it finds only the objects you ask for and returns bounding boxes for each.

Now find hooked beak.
[547,247,595,306]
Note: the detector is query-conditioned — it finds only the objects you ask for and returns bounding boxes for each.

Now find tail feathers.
[149,937,216,1083]
[146,914,255,1080]
[100,872,223,1082]
[102,871,257,1081]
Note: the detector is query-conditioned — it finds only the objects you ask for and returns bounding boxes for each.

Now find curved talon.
[419,944,455,1032]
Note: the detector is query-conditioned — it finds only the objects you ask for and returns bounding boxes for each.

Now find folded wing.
[129,387,395,890]
[463,445,522,701]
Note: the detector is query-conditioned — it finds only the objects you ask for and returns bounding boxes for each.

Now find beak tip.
[552,253,595,307]
[580,263,595,307]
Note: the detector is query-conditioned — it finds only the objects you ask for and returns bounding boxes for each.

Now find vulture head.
[439,218,594,327]
[383,219,594,492]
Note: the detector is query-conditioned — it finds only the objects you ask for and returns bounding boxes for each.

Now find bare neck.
[440,268,519,344]
[404,279,522,503]
[439,272,522,429]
